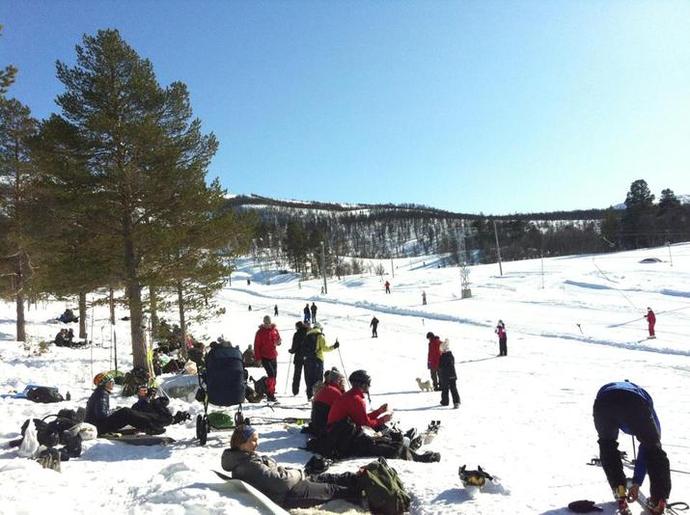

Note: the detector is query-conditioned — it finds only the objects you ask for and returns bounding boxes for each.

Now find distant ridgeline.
[225,185,690,277]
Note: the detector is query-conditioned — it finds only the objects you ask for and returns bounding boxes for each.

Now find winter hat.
[325,367,343,385]
[230,424,257,450]
[313,322,322,331]
[93,372,114,386]
[426,332,434,339]
[440,338,450,353]
[263,315,272,325]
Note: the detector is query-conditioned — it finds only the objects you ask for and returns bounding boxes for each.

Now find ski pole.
[632,435,637,463]
[577,323,584,335]
[284,358,292,394]
[336,341,350,388]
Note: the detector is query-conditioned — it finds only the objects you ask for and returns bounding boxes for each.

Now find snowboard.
[212,470,289,514]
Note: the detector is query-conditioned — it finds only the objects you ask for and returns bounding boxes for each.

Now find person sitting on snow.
[85,373,165,435]
[305,368,345,436]
[58,308,78,324]
[320,370,440,462]
[221,424,360,509]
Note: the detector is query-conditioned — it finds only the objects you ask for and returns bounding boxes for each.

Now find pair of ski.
[406,420,441,450]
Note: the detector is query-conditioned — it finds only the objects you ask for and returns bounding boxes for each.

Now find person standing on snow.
[274,304,279,317]
[370,316,379,338]
[303,322,339,401]
[425,332,442,391]
[422,291,427,305]
[289,321,308,396]
[384,280,391,294]
[438,339,460,408]
[495,320,507,356]
[303,304,311,324]
[645,307,656,339]
[254,315,282,402]
[592,381,670,515]
[311,302,318,323]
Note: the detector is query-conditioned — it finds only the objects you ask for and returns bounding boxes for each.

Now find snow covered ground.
[1,243,689,514]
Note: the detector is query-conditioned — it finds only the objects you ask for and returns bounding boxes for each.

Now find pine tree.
[0,25,17,97]
[0,97,38,341]
[39,29,224,369]
[622,179,655,248]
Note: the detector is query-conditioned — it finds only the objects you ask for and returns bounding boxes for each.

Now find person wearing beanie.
[495,320,507,356]
[85,373,165,435]
[254,315,282,402]
[438,339,461,408]
[303,322,339,401]
[221,425,360,509]
[307,368,346,436]
[426,332,442,391]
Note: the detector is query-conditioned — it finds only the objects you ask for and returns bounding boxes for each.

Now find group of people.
[303,302,318,323]
[425,332,461,408]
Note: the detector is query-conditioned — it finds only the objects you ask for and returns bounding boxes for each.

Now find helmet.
[426,332,434,339]
[349,369,371,388]
[93,372,114,386]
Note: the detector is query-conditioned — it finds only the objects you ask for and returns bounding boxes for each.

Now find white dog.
[416,377,433,392]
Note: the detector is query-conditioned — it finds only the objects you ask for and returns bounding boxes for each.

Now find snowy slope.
[1,243,689,514]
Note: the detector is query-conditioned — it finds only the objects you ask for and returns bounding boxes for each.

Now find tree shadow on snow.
[80,440,173,461]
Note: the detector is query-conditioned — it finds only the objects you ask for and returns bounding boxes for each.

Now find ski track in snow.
[2,244,690,514]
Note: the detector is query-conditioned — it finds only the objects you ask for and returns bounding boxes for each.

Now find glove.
[333,341,340,349]
[627,483,639,502]
[288,349,295,354]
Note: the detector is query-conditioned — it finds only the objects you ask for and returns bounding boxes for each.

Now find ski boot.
[614,485,631,515]
[647,499,667,515]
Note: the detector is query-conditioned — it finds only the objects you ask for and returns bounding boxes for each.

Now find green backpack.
[357,457,411,514]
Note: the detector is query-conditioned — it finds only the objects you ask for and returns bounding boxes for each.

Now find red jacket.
[427,336,441,369]
[254,324,281,361]
[646,310,656,325]
[327,387,385,429]
[314,383,343,407]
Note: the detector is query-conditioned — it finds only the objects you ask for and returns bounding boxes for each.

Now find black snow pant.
[371,325,378,338]
[593,390,671,502]
[499,336,507,356]
[429,368,439,390]
[283,473,359,509]
[304,357,324,400]
[292,356,304,396]
[96,408,160,435]
[440,378,460,406]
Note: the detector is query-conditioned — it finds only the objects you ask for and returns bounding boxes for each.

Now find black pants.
[96,408,159,435]
[429,368,439,390]
[371,326,378,338]
[440,378,460,406]
[292,357,304,396]
[283,473,359,509]
[499,336,507,356]
[593,391,671,501]
[304,357,324,400]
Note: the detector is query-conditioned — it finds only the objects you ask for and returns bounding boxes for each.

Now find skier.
[592,381,670,515]
[645,307,656,339]
[495,320,507,356]
[438,339,460,408]
[303,322,339,401]
[422,291,427,305]
[253,315,282,402]
[247,278,251,286]
[384,280,391,294]
[310,302,318,323]
[303,304,311,324]
[274,304,279,317]
[288,321,308,396]
[370,316,379,338]
[425,332,442,391]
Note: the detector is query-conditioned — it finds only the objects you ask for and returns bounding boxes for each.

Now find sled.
[213,470,289,514]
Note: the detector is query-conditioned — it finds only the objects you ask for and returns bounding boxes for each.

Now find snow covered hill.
[2,243,689,514]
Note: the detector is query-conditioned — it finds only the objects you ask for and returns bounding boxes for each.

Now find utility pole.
[321,241,328,294]
[391,258,395,278]
[540,249,545,289]
[667,241,673,267]
[492,219,503,276]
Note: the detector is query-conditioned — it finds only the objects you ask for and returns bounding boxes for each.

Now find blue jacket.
[85,386,110,424]
[596,381,661,486]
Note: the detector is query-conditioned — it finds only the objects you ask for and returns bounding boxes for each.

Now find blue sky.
[3,1,690,214]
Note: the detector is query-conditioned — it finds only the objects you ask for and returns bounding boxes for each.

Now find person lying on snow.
[58,308,79,324]
[314,370,440,462]
[221,424,360,509]
[85,374,166,436]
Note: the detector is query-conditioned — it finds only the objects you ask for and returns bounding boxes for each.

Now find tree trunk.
[78,291,87,339]
[149,285,159,341]
[15,257,26,341]
[109,287,115,325]
[177,282,187,360]
[123,228,147,370]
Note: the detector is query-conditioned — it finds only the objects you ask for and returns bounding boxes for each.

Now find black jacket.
[438,351,457,382]
[85,386,110,424]
[290,327,308,364]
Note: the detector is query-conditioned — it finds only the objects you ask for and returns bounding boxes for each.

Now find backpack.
[303,332,318,358]
[26,387,64,404]
[357,457,411,515]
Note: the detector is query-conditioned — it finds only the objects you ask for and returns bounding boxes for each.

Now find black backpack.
[303,332,318,358]
[26,387,64,404]
[357,457,411,515]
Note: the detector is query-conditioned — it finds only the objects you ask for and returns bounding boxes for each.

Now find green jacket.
[306,327,335,362]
